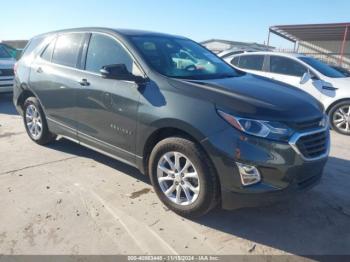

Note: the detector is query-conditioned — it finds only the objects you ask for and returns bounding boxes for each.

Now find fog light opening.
[236,162,261,186]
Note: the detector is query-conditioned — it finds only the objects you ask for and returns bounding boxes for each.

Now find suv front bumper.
[201,127,330,210]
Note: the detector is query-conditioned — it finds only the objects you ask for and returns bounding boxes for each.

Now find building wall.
[1,40,28,49]
[298,40,350,68]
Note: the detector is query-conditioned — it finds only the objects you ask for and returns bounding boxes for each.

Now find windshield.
[299,57,346,78]
[130,36,240,79]
[0,45,12,59]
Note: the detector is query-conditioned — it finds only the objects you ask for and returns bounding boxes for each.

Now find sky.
[1,0,349,48]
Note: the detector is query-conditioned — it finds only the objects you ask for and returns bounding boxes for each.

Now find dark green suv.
[13,28,330,217]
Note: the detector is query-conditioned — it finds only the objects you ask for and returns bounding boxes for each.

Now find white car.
[224,52,350,135]
[0,44,16,93]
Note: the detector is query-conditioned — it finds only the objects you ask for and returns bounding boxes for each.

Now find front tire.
[329,100,350,136]
[148,137,219,218]
[23,97,56,145]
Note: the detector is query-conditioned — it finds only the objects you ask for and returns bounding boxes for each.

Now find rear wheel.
[329,100,350,136]
[23,97,56,145]
[148,137,219,218]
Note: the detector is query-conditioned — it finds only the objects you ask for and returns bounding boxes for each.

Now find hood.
[168,74,324,122]
[325,76,350,89]
[0,58,16,69]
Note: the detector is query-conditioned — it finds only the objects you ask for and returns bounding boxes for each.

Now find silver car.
[0,45,16,93]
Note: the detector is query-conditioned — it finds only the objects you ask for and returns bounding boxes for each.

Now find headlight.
[217,110,293,140]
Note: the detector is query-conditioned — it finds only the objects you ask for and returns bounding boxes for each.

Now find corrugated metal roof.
[270,23,350,42]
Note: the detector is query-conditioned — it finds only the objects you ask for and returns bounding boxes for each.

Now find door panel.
[75,33,141,165]
[29,33,86,138]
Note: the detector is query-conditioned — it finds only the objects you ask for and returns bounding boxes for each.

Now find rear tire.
[23,97,56,145]
[148,137,219,218]
[329,100,350,136]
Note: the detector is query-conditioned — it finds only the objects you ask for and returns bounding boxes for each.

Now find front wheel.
[329,100,350,136]
[148,137,219,218]
[23,97,56,145]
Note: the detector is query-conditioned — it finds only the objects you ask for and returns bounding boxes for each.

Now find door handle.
[78,79,90,86]
[36,67,43,73]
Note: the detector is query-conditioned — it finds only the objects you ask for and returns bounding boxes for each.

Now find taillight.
[14,63,18,76]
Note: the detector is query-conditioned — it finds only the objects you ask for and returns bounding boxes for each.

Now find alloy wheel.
[333,105,350,133]
[157,151,200,206]
[25,104,43,139]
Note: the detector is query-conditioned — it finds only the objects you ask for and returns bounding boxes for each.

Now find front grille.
[290,117,323,131]
[295,131,328,159]
[0,69,14,77]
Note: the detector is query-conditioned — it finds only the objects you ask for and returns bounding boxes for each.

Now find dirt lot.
[0,93,349,256]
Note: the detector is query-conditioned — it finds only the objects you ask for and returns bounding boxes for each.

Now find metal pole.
[267,30,271,46]
[339,25,348,66]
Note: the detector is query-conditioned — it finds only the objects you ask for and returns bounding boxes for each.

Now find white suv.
[224,52,350,135]
[0,44,16,93]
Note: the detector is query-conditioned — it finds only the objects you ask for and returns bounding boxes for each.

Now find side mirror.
[100,64,145,84]
[300,71,311,84]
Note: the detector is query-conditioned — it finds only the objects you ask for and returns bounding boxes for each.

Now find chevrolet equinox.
[13,28,330,217]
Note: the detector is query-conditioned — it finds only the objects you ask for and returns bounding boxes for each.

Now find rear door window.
[237,55,264,71]
[269,56,307,77]
[52,33,84,68]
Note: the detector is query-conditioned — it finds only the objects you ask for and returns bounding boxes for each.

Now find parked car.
[330,64,350,77]
[14,28,329,217]
[224,52,350,135]
[217,48,256,59]
[0,45,16,93]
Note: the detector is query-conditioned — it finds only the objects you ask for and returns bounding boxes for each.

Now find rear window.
[52,33,84,68]
[237,55,264,71]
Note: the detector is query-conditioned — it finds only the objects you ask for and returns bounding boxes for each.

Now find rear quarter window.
[21,36,45,59]
[231,56,240,66]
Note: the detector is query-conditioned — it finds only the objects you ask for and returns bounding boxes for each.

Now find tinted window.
[52,33,84,68]
[41,39,55,61]
[299,57,346,78]
[0,46,11,59]
[270,56,307,77]
[85,34,133,73]
[231,56,240,66]
[238,55,264,71]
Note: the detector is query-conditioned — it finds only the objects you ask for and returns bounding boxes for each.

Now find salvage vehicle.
[0,44,16,93]
[14,28,329,217]
[225,52,350,135]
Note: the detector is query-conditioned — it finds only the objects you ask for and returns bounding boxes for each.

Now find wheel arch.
[326,98,350,114]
